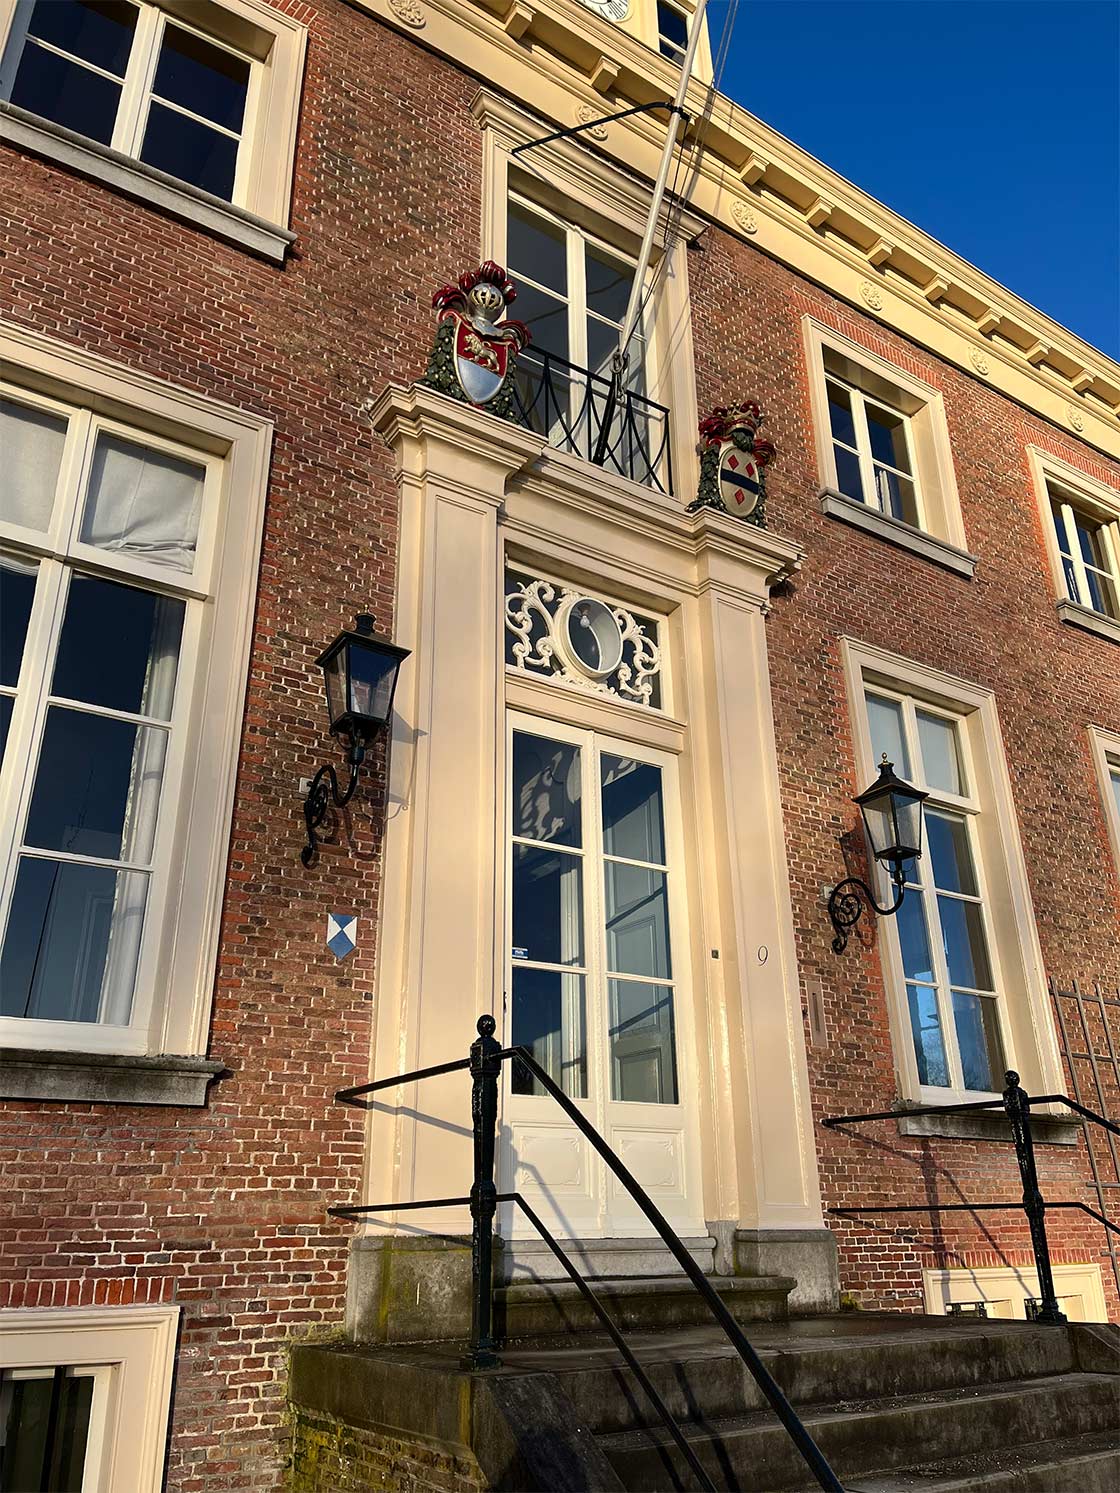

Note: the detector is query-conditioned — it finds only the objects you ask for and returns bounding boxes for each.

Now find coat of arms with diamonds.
[689,401,776,527]
[420,261,530,418]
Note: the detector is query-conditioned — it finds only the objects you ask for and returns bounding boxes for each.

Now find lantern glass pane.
[892,792,924,857]
[348,646,398,725]
[323,650,347,729]
[860,794,893,860]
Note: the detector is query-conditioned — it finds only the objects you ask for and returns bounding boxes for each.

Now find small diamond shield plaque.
[326,913,357,960]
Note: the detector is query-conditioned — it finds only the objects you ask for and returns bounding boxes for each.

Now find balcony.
[510,345,674,495]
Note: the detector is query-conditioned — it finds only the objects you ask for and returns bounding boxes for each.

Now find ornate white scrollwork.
[504,570,662,708]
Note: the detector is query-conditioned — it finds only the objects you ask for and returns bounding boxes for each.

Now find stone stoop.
[288,1315,1120,1492]
[495,1272,794,1339]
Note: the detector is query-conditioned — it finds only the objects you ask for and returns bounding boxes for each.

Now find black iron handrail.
[508,344,674,495]
[821,1071,1120,1324]
[334,1016,843,1493]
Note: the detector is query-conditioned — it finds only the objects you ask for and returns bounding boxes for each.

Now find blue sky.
[710,0,1120,359]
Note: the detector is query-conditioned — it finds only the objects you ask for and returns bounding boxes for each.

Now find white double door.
[500,712,704,1241]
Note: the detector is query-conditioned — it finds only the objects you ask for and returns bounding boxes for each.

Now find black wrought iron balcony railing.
[509,344,674,495]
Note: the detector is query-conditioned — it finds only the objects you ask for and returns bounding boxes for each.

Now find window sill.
[0,1047,226,1106]
[0,102,295,265]
[897,1109,1081,1146]
[819,489,977,579]
[1056,599,1120,646]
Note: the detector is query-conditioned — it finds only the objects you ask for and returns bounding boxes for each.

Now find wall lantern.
[827,755,929,954]
[301,615,410,866]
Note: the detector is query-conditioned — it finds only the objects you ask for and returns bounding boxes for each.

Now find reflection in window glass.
[953,991,1003,1093]
[609,979,678,1103]
[865,692,910,776]
[512,734,582,846]
[52,575,183,718]
[510,966,586,1098]
[917,711,963,795]
[907,984,949,1087]
[601,757,665,865]
[604,862,671,980]
[511,844,583,967]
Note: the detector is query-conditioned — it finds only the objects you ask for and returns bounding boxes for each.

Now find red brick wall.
[689,224,1120,1318]
[0,4,485,1487]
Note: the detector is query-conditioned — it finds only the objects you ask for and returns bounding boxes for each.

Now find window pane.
[511,844,584,966]
[1111,768,1120,822]
[25,708,168,864]
[510,966,586,1098]
[509,282,570,362]
[1,398,67,532]
[917,711,964,795]
[609,979,678,1104]
[658,2,689,51]
[865,692,910,777]
[10,40,123,144]
[0,857,147,1023]
[512,734,581,846]
[896,890,934,984]
[926,811,977,896]
[82,433,204,571]
[507,202,567,298]
[1051,500,1073,557]
[604,862,671,979]
[834,444,864,503]
[587,315,622,382]
[866,402,911,474]
[586,243,633,326]
[953,991,1004,1093]
[1,554,38,687]
[1075,513,1107,570]
[826,381,858,449]
[938,895,993,991]
[140,101,238,200]
[26,0,137,75]
[874,467,919,527]
[52,575,184,719]
[152,24,249,133]
[907,983,949,1087]
[602,756,665,865]
[0,696,12,766]
[1084,565,1119,619]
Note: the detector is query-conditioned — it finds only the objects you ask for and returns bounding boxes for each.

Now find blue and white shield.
[719,443,761,516]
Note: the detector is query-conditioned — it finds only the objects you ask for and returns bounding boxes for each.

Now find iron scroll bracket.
[510,101,690,157]
[300,738,366,866]
[827,863,906,954]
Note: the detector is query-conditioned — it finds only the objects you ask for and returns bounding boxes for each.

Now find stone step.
[495,1273,794,1341]
[849,1428,1120,1492]
[511,1319,1079,1436]
[598,1372,1120,1491]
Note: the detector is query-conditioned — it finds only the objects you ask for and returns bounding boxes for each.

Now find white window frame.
[1089,726,1120,878]
[824,371,925,527]
[0,321,271,1058]
[656,0,689,64]
[1028,446,1120,641]
[0,1306,178,1493]
[0,0,305,224]
[841,638,1063,1106]
[803,317,968,552]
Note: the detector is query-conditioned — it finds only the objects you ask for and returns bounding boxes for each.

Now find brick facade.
[1,1,1118,1489]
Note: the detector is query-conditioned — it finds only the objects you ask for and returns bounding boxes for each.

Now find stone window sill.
[1056,598,1120,646]
[0,1048,226,1106]
[1,102,295,264]
[819,489,977,579]
[897,1109,1081,1146]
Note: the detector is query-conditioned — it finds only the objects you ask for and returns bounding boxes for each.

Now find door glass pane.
[1,554,38,687]
[511,845,583,966]
[0,857,148,1023]
[52,575,184,719]
[604,862,671,979]
[10,35,123,143]
[938,896,993,992]
[865,692,910,776]
[896,889,934,984]
[81,433,205,572]
[953,990,1004,1092]
[510,967,586,1098]
[139,100,239,200]
[1,398,67,532]
[907,983,949,1087]
[512,734,581,846]
[609,979,678,1104]
[601,757,665,865]
[925,811,977,895]
[507,202,568,297]
[25,0,137,74]
[151,24,249,132]
[585,243,633,325]
[866,402,912,473]
[25,708,168,864]
[917,711,964,795]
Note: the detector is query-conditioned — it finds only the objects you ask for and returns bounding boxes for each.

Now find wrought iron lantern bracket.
[301,736,367,867]
[827,863,907,955]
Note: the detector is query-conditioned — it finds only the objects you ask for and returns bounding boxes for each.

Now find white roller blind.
[0,398,68,532]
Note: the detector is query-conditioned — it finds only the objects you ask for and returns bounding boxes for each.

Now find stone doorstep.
[848,1428,1120,1493]
[495,1272,795,1340]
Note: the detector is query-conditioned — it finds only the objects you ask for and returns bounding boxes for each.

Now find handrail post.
[1003,1069,1066,1325]
[464,1015,502,1369]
